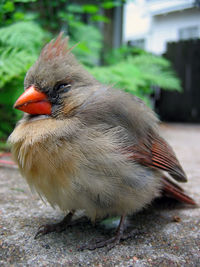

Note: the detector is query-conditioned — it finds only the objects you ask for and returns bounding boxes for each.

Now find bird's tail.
[162,176,196,205]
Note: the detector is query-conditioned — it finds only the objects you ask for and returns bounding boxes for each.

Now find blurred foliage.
[0,0,181,142]
[89,46,181,106]
[0,22,47,88]
[68,23,102,66]
[0,21,48,139]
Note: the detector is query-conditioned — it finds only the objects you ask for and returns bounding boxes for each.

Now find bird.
[8,33,195,250]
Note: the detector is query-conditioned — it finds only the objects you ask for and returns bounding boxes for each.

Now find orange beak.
[14,85,51,115]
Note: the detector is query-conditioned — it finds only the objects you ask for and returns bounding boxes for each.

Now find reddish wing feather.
[162,176,196,205]
[128,134,196,205]
[151,135,187,182]
[129,134,187,182]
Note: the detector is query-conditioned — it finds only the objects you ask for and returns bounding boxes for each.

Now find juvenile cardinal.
[9,33,195,250]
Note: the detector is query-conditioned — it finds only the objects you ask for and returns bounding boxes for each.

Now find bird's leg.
[35,210,75,239]
[80,214,127,250]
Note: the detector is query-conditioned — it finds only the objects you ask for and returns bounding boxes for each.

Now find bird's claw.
[78,229,143,251]
[35,225,50,239]
[34,223,66,239]
[78,235,120,251]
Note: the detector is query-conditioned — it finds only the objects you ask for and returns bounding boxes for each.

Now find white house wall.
[147,8,200,54]
[123,0,150,42]
[123,1,200,55]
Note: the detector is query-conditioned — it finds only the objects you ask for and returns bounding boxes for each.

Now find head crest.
[40,32,73,60]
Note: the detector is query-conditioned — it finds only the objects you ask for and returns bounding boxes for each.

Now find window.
[178,26,199,40]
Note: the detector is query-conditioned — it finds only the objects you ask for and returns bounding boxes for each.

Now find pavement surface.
[0,123,199,266]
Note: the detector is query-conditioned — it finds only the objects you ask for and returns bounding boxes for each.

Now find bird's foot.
[79,214,142,251]
[78,228,142,251]
[79,235,120,251]
[35,222,65,238]
[35,210,75,239]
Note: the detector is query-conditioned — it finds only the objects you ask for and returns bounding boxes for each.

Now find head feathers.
[40,32,73,61]
[24,32,98,104]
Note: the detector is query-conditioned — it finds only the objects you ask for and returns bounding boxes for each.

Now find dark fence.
[156,39,200,122]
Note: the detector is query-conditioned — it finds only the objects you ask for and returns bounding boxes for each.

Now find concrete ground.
[0,123,199,266]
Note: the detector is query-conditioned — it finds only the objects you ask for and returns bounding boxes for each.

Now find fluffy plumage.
[9,34,195,249]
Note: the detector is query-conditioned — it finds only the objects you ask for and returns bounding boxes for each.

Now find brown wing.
[128,134,187,182]
[162,176,196,205]
[127,134,196,205]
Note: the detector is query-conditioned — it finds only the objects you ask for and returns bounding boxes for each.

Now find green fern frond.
[69,24,102,66]
[0,22,46,52]
[0,22,47,89]
[0,48,35,87]
[0,21,47,139]
[88,53,182,105]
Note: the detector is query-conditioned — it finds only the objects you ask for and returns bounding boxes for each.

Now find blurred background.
[0,0,200,150]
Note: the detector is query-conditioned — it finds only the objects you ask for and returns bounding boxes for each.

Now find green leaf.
[102,1,121,9]
[14,0,37,2]
[88,49,182,107]
[91,14,110,23]
[69,23,102,66]
[3,1,15,13]
[13,11,25,20]
[67,4,83,13]
[0,21,48,138]
[77,42,90,53]
[0,21,46,53]
[83,4,99,14]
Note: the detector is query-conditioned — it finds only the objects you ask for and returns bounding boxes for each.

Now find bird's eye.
[56,83,71,93]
